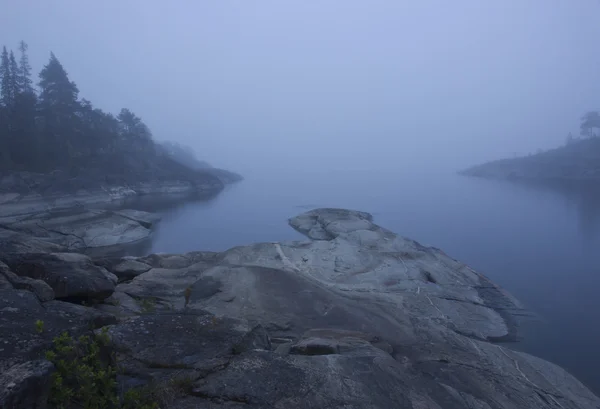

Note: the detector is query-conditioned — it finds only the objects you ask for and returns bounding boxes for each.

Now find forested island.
[0,42,240,215]
[462,113,600,182]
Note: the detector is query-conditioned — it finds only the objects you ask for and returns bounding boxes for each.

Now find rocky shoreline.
[0,174,225,220]
[0,208,161,255]
[461,137,600,183]
[1,208,598,408]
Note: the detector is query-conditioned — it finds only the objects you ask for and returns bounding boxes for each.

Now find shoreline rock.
[0,209,160,251]
[1,208,598,408]
[2,252,117,302]
[461,137,600,183]
[0,178,222,218]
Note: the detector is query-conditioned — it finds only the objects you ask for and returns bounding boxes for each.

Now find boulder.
[99,306,600,409]
[139,250,220,269]
[0,235,66,255]
[99,208,599,408]
[0,360,54,409]
[0,261,54,302]
[96,291,142,316]
[189,327,597,409]
[289,207,373,240]
[2,252,116,301]
[0,262,13,290]
[2,208,598,408]
[93,256,152,282]
[104,311,271,381]
[189,330,412,408]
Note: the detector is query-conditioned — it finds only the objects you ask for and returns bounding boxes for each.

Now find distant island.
[0,41,241,216]
[462,113,600,183]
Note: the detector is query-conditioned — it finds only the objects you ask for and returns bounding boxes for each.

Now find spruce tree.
[8,51,19,103]
[0,46,11,107]
[10,42,38,168]
[39,52,79,112]
[17,41,33,94]
[38,52,80,162]
[0,46,9,167]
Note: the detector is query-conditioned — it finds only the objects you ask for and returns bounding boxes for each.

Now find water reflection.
[568,185,600,244]
[92,190,222,214]
[512,180,600,245]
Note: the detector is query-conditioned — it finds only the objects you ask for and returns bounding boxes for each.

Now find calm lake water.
[128,168,600,394]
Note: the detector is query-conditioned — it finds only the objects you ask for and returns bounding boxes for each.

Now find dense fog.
[2,1,600,175]
[2,0,600,402]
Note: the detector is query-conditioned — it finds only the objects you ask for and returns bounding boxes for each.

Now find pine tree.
[10,42,38,168]
[580,111,600,138]
[117,108,154,154]
[39,52,79,112]
[17,41,33,94]
[8,51,19,102]
[0,44,163,172]
[38,52,80,162]
[0,46,9,167]
[0,47,17,168]
[0,46,11,107]
[117,108,141,134]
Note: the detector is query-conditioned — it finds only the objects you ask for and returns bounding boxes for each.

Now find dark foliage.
[158,141,211,170]
[0,42,204,183]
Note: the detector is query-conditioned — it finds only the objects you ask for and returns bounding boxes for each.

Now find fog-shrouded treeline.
[0,41,166,173]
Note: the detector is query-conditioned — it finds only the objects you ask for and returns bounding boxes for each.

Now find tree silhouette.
[17,41,33,94]
[0,41,211,180]
[580,111,600,138]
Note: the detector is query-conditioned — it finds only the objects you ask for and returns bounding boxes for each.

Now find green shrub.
[121,375,194,409]
[45,329,190,409]
[138,298,156,313]
[35,319,44,334]
[45,329,117,409]
[122,387,159,409]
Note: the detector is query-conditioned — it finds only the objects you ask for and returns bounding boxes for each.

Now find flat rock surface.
[99,208,599,408]
[0,209,157,250]
[114,209,161,228]
[0,234,66,255]
[106,311,270,375]
[0,168,225,217]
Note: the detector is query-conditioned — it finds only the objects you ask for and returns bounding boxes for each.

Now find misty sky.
[2,1,600,173]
